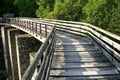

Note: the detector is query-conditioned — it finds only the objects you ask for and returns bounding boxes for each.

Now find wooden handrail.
[9,18,56,80]
[39,19,120,41]
[0,18,56,80]
[22,27,56,80]
[33,19,120,72]
[0,18,119,79]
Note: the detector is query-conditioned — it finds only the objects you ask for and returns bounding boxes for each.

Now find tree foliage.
[82,0,120,34]
[0,0,120,35]
[36,0,55,18]
[46,0,88,21]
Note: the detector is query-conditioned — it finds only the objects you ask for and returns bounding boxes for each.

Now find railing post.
[28,21,30,30]
[45,24,47,37]
[26,21,28,30]
[25,20,27,29]
[39,23,42,39]
[35,23,38,36]
[30,21,32,32]
[31,22,34,33]
[27,21,29,30]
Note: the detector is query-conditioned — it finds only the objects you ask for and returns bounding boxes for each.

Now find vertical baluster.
[25,20,27,29]
[26,20,27,29]
[17,19,19,26]
[19,20,21,27]
[36,23,38,36]
[22,20,23,27]
[27,21,28,30]
[32,22,34,33]
[21,20,22,28]
[28,21,30,31]
[39,23,42,39]
[25,20,27,30]
[15,18,17,25]
[18,19,20,26]
[33,22,35,34]
[30,21,31,33]
[31,21,33,33]
[12,18,14,24]
[23,20,25,29]
[16,19,17,25]
[45,24,47,37]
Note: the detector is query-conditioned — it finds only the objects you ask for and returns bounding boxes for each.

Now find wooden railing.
[0,18,120,79]
[0,18,56,80]
[9,18,56,80]
[22,27,56,80]
[34,19,120,72]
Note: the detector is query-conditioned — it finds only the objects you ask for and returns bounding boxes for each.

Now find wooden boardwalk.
[49,31,120,80]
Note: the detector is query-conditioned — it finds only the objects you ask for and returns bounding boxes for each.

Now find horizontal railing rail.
[22,27,56,80]
[0,18,56,80]
[10,18,54,38]
[32,19,120,72]
[0,18,120,79]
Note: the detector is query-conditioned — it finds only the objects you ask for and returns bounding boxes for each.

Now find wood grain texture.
[49,31,120,80]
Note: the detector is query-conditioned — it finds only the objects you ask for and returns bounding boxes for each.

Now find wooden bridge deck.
[49,31,120,80]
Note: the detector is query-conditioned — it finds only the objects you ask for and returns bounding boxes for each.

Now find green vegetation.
[0,0,120,35]
[82,0,120,35]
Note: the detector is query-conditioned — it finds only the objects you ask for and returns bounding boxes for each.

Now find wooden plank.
[53,54,104,58]
[53,56,107,61]
[55,39,88,43]
[55,48,98,52]
[55,44,94,49]
[56,34,89,42]
[52,57,109,63]
[51,62,113,69]
[49,75,120,80]
[56,30,89,39]
[54,51,104,58]
[49,30,120,80]
[56,42,91,45]
[54,51,102,55]
[50,70,119,77]
[50,67,116,72]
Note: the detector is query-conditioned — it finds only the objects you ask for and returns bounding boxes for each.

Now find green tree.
[47,0,88,21]
[109,0,120,34]
[82,0,120,35]
[82,0,108,28]
[36,0,55,18]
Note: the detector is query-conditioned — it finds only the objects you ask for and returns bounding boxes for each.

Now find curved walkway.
[49,31,120,80]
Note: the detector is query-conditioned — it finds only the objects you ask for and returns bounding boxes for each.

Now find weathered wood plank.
[49,75,120,80]
[51,62,113,69]
[55,44,95,50]
[49,31,120,80]
[56,42,91,45]
[53,54,104,58]
[54,51,102,55]
[50,67,116,72]
[55,48,98,52]
[52,57,109,63]
[50,70,119,77]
